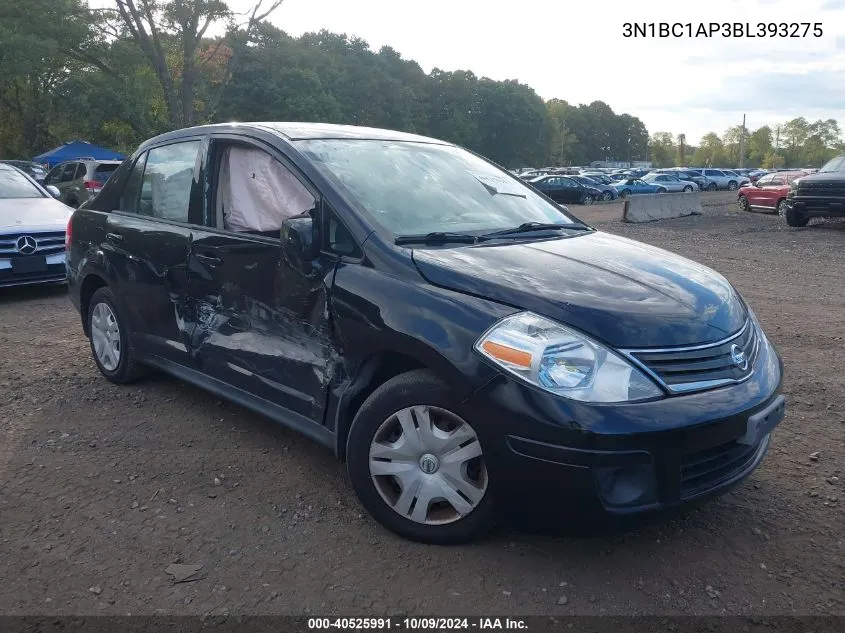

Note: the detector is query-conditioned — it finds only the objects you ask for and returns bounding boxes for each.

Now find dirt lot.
[0,192,843,616]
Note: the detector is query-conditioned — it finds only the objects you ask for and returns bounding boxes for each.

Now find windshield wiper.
[394,231,480,245]
[481,222,592,238]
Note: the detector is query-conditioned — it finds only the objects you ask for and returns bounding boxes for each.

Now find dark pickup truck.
[784,155,845,226]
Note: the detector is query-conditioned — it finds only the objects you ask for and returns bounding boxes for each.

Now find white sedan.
[641,173,699,192]
[0,163,73,287]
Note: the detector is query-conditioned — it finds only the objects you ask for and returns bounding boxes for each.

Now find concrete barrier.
[622,192,703,223]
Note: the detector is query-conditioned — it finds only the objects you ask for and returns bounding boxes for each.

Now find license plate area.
[11,255,47,274]
[738,395,786,445]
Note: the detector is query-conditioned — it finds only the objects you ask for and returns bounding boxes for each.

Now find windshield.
[0,169,44,199]
[819,156,845,173]
[295,139,579,235]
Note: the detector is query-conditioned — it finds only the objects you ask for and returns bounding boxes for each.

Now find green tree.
[648,132,675,167]
[747,126,772,167]
[691,133,726,166]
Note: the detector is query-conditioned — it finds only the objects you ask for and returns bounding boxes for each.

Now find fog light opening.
[596,463,657,509]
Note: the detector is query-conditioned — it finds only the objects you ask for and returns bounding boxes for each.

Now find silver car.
[0,164,72,287]
[689,168,749,191]
[641,173,699,192]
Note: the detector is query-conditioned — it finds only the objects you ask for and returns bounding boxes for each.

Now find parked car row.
[738,155,845,227]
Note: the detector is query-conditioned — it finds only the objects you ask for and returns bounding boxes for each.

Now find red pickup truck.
[737,171,808,217]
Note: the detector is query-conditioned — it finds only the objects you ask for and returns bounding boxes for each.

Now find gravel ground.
[0,192,843,616]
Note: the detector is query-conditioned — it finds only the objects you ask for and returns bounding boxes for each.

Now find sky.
[221,0,845,146]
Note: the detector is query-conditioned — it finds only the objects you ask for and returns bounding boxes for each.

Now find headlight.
[474,312,663,403]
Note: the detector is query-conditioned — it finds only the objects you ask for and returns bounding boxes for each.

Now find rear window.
[93,164,119,183]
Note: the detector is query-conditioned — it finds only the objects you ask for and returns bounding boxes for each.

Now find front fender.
[330,261,514,399]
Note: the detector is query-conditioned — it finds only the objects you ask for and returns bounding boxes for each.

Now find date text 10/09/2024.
[623,22,823,38]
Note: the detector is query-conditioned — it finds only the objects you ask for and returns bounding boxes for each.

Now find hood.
[796,171,845,190]
[411,231,747,348]
[0,197,72,231]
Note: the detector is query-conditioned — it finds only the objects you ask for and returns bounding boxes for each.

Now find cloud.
[682,69,845,111]
[821,0,845,9]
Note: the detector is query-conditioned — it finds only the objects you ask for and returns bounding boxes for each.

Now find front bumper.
[462,332,784,523]
[0,252,67,288]
[787,196,845,218]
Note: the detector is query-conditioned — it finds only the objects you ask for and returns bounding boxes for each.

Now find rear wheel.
[346,370,495,544]
[601,191,612,201]
[728,181,738,191]
[619,189,631,199]
[683,185,693,193]
[582,194,594,205]
[776,199,787,216]
[707,182,718,191]
[738,195,749,211]
[656,188,667,194]
[87,287,146,384]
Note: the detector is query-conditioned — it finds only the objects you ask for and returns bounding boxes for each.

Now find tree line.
[648,118,844,170]
[1,0,842,170]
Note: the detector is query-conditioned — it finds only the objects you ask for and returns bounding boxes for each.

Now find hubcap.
[91,302,121,371]
[369,405,488,525]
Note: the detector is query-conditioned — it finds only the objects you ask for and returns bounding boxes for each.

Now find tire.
[619,189,631,199]
[346,369,495,544]
[683,185,693,193]
[776,199,787,216]
[784,203,808,227]
[582,194,594,205]
[601,191,612,201]
[656,188,667,194]
[738,195,749,211]
[87,287,146,384]
[728,181,738,191]
[707,182,718,191]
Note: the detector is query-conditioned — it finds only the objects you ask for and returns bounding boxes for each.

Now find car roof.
[141,122,450,148]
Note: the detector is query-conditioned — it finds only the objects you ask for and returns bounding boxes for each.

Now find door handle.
[195,252,223,266]
[106,232,124,243]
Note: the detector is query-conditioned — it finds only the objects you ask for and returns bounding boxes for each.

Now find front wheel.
[601,191,612,201]
[656,188,667,194]
[783,203,809,227]
[582,194,594,205]
[619,190,630,199]
[728,181,738,191]
[707,182,718,191]
[346,370,495,544]
[683,185,693,193]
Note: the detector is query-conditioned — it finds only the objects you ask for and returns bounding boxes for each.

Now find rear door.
[186,134,337,424]
[102,138,204,365]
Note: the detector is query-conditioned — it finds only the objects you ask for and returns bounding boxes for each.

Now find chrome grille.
[623,319,759,394]
[0,231,65,257]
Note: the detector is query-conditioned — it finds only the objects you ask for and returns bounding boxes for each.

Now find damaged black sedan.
[67,123,785,544]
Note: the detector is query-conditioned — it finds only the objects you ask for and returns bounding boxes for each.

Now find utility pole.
[738,113,746,168]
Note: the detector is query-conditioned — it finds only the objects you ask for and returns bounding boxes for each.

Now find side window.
[60,163,77,182]
[139,141,200,222]
[74,163,87,180]
[214,143,316,236]
[44,166,62,184]
[120,153,148,213]
[756,175,773,186]
[769,176,784,186]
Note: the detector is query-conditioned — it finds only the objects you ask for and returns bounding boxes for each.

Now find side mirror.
[46,185,61,198]
[281,215,318,269]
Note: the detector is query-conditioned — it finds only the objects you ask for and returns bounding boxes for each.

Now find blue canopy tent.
[33,140,126,168]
